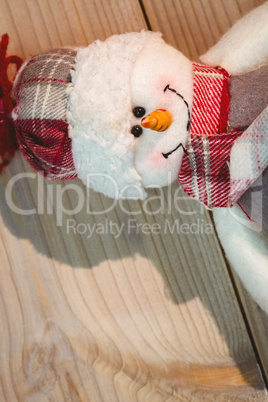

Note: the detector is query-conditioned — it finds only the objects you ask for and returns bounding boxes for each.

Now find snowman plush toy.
[0,4,267,312]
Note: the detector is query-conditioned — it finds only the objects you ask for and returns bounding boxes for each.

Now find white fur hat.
[67,31,164,199]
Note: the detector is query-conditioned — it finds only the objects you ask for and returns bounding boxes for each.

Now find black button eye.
[131,125,143,137]
[133,106,146,118]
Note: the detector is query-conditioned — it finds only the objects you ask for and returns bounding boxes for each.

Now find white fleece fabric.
[68,31,164,199]
[214,207,268,314]
[200,2,268,75]
[131,41,193,188]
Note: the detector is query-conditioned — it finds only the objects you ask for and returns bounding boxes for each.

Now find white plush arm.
[213,206,268,314]
[208,4,268,313]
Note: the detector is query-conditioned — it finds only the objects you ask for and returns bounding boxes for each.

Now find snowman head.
[68,31,193,199]
[131,39,193,190]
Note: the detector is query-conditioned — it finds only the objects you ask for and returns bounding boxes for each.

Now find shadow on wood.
[0,153,266,399]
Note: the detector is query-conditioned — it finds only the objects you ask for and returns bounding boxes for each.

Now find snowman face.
[131,41,193,188]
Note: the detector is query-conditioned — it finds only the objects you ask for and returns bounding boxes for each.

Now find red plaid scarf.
[179,63,243,208]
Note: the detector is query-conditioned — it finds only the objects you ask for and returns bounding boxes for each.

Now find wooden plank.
[0,0,147,57]
[230,270,268,381]
[0,0,267,400]
[141,0,266,60]
[1,158,267,400]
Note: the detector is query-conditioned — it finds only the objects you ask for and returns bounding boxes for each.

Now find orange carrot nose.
[141,109,172,132]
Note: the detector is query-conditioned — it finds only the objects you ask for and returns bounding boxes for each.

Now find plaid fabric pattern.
[238,166,268,231]
[12,48,77,179]
[179,131,243,208]
[179,63,243,208]
[229,105,268,204]
[190,63,230,135]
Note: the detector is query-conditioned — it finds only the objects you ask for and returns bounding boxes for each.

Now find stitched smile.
[163,84,191,131]
[162,143,188,159]
[162,84,190,159]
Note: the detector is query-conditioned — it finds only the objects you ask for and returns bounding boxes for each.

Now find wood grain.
[0,0,267,400]
[228,269,268,381]
[0,154,266,400]
[0,0,147,57]
[142,0,267,61]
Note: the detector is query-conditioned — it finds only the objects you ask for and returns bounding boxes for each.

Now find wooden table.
[0,0,267,400]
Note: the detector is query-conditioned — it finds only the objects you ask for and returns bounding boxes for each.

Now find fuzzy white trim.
[68,31,164,199]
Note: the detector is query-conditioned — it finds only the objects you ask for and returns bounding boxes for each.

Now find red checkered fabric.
[179,63,243,208]
[190,63,230,135]
[12,48,77,180]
